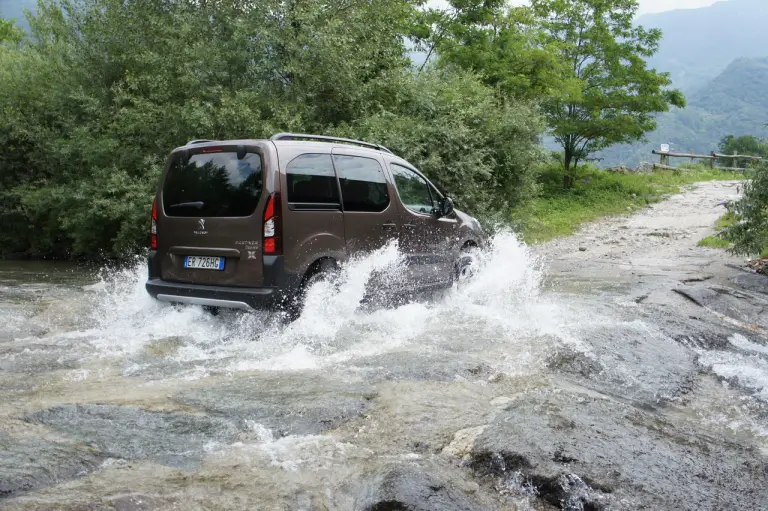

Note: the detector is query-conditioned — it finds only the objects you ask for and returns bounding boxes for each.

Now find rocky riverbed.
[1,180,767,510]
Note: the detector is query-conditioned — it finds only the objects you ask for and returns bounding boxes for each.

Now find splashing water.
[54,230,561,379]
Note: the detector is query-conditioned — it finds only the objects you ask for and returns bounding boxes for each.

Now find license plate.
[184,256,225,270]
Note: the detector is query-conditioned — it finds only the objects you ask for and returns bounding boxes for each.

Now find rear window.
[333,155,389,212]
[162,151,263,217]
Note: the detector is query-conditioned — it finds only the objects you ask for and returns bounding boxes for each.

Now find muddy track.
[1,180,767,510]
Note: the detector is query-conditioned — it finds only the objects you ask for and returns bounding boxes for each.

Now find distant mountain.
[639,0,768,93]
[599,57,768,167]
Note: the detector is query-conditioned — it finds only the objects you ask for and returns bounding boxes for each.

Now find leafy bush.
[333,69,546,218]
[0,0,546,260]
[724,161,768,256]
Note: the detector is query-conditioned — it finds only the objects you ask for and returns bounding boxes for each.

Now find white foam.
[729,333,768,355]
[698,350,768,401]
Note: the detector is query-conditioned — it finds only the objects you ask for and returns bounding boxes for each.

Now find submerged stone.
[0,433,102,498]
[173,372,376,437]
[26,404,239,469]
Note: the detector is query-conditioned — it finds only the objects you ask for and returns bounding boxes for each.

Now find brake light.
[263,193,282,255]
[202,147,224,153]
[150,199,158,250]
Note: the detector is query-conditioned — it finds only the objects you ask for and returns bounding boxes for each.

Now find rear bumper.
[146,250,300,311]
[145,279,281,310]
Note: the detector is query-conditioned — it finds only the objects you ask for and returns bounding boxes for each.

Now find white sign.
[660,144,670,153]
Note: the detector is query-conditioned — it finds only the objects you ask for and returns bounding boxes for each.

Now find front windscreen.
[162,151,263,217]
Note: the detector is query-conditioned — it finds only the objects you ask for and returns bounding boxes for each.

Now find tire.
[454,249,478,285]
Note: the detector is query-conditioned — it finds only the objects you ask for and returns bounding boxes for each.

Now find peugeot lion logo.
[193,218,208,235]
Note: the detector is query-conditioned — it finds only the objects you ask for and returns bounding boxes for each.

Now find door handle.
[381,223,397,229]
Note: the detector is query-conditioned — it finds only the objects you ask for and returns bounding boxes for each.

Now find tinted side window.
[286,154,340,209]
[333,155,389,212]
[390,164,435,215]
[163,152,262,217]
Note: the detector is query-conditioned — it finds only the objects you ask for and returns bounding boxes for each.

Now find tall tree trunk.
[563,143,574,189]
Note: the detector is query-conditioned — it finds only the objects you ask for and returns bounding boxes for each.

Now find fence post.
[710,152,715,169]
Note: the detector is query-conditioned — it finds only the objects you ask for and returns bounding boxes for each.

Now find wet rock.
[547,323,696,407]
[469,389,768,510]
[0,343,82,373]
[442,426,487,460]
[350,351,495,382]
[730,271,768,296]
[353,464,488,511]
[26,404,239,469]
[673,284,768,329]
[0,433,102,498]
[578,247,587,252]
[546,349,603,379]
[173,373,376,437]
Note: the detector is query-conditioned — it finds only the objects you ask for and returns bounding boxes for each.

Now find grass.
[697,236,732,249]
[696,211,739,249]
[517,166,743,243]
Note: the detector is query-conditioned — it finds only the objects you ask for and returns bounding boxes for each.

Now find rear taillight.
[150,199,158,250]
[263,192,282,255]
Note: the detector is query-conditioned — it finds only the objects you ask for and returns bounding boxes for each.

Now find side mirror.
[438,197,454,218]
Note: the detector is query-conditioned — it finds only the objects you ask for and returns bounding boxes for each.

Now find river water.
[1,183,768,509]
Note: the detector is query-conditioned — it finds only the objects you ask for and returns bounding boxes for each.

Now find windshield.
[162,151,263,217]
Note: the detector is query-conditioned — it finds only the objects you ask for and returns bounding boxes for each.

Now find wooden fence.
[651,149,762,172]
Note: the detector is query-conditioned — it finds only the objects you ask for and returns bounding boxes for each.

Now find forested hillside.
[600,57,768,166]
[640,0,768,93]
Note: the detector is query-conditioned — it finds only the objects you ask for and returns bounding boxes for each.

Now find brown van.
[145,133,486,314]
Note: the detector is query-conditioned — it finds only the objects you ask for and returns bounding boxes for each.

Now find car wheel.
[454,250,478,285]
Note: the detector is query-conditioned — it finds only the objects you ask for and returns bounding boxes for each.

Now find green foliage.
[333,69,546,217]
[518,167,743,242]
[531,0,685,176]
[724,161,768,256]
[0,0,546,260]
[419,1,568,101]
[718,135,768,168]
[0,17,22,44]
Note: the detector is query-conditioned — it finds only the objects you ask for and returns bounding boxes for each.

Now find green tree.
[531,0,685,185]
[718,135,768,168]
[417,0,569,101]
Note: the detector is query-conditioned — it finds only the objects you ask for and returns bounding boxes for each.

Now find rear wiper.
[168,201,205,209]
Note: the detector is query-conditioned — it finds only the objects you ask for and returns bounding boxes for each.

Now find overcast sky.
[430,0,721,16]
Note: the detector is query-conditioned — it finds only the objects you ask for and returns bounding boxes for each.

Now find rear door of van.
[331,148,401,258]
[278,143,346,280]
[156,142,273,287]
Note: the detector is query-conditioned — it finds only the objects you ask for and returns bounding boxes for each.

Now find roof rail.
[187,139,216,145]
[270,133,393,155]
